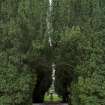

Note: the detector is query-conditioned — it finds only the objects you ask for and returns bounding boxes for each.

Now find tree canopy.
[0,0,105,105]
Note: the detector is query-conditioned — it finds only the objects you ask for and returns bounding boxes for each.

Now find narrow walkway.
[33,103,68,105]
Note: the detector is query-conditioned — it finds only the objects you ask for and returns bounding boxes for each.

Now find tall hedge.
[53,0,105,105]
[69,1,105,105]
[0,0,48,104]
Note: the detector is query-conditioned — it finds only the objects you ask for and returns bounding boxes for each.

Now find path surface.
[33,103,68,105]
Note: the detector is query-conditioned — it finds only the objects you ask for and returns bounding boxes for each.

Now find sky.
[49,0,52,6]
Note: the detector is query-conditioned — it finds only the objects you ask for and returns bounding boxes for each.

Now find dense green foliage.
[53,0,105,105]
[0,0,51,104]
[1,0,105,105]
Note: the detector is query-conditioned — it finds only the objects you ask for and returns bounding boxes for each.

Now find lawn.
[44,94,62,102]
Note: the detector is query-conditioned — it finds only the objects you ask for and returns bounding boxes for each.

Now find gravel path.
[33,103,68,105]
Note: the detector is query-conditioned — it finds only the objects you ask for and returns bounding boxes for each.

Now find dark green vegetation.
[0,0,105,105]
[0,0,51,104]
[53,0,105,105]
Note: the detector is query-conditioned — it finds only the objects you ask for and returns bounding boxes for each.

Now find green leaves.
[0,63,35,104]
[0,0,47,104]
[53,0,105,104]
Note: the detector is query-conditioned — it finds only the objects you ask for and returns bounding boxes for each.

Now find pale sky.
[49,0,52,6]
